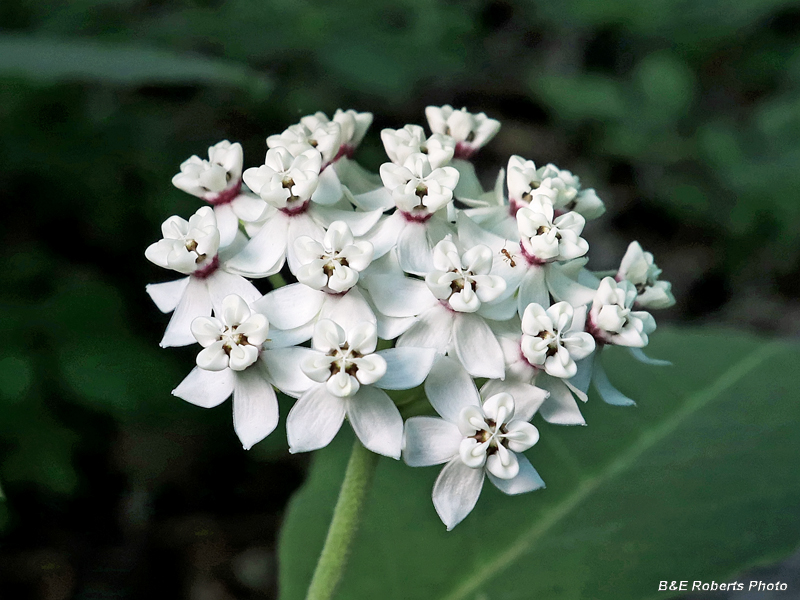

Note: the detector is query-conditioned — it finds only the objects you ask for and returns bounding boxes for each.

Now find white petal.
[351,187,394,212]
[317,288,377,331]
[397,304,454,355]
[482,392,515,424]
[265,321,315,348]
[224,214,288,277]
[205,270,262,311]
[313,319,346,352]
[367,275,436,318]
[287,214,327,274]
[260,348,316,397]
[312,205,383,236]
[451,159,484,201]
[424,355,480,422]
[253,284,325,330]
[503,420,540,452]
[481,379,548,423]
[452,312,505,379]
[397,222,434,276]
[374,347,437,390]
[364,212,405,259]
[311,166,343,205]
[346,321,379,354]
[537,375,586,425]
[352,354,387,386]
[327,370,360,397]
[228,344,260,371]
[547,261,597,306]
[432,457,485,531]
[346,387,403,459]
[628,347,672,366]
[172,366,234,408]
[233,365,279,449]
[517,266,549,317]
[488,454,545,495]
[191,316,224,347]
[221,294,251,326]
[197,341,231,371]
[286,384,347,453]
[593,361,636,406]
[459,438,489,469]
[146,277,190,313]
[402,417,462,466]
[214,203,240,248]
[160,277,212,348]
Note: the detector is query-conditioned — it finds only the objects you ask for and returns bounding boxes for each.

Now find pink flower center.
[206,179,242,206]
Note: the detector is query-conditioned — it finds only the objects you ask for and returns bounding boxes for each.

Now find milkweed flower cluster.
[145,106,675,530]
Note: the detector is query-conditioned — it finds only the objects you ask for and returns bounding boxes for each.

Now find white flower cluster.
[146,106,675,530]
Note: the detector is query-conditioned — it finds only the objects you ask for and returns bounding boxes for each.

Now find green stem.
[305,438,379,600]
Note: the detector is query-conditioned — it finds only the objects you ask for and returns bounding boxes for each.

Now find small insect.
[500,247,516,267]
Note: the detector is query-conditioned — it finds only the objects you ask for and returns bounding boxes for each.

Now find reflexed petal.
[537,375,586,425]
[346,387,403,459]
[374,347,437,390]
[351,186,394,211]
[313,206,383,237]
[397,222,434,276]
[424,355,480,422]
[223,214,288,277]
[197,341,230,371]
[432,457,485,531]
[517,267,549,317]
[318,288,377,331]
[481,380,548,423]
[146,277,190,313]
[488,454,545,495]
[286,384,347,453]
[364,212,405,259]
[628,347,672,366]
[253,284,325,330]
[452,159,484,201]
[214,203,240,248]
[260,348,316,397]
[205,270,262,312]
[397,304,454,355]
[452,312,505,379]
[172,366,234,408]
[310,165,343,205]
[402,417,462,466]
[593,361,636,406]
[367,275,436,318]
[160,277,212,348]
[233,365,279,450]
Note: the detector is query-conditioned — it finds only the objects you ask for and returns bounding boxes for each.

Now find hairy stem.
[305,438,379,600]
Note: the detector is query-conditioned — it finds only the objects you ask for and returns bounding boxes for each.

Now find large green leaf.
[278,329,800,600]
[0,34,271,94]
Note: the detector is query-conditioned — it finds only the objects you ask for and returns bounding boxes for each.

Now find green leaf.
[0,34,271,94]
[278,329,800,600]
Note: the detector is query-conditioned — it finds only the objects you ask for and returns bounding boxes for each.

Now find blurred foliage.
[280,331,800,600]
[1,0,800,596]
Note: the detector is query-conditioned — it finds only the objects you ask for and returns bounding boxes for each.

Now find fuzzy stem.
[305,438,379,600]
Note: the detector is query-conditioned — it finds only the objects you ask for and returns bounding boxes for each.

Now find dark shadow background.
[1,0,800,597]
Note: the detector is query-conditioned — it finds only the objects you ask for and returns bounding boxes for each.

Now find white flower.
[300,109,373,158]
[517,197,589,264]
[145,206,220,275]
[295,221,374,293]
[617,242,675,309]
[589,277,656,347]
[192,295,270,372]
[380,153,459,217]
[381,124,456,170]
[267,122,342,165]
[172,294,311,450]
[243,147,322,211]
[172,140,243,200]
[425,105,500,159]
[253,221,377,341]
[403,357,543,530]
[367,242,507,378]
[520,302,595,378]
[506,156,552,215]
[425,239,506,313]
[145,207,263,347]
[285,320,437,458]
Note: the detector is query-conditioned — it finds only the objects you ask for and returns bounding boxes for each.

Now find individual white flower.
[520,302,595,379]
[517,197,589,264]
[171,141,268,247]
[380,153,459,216]
[285,320,437,458]
[617,242,675,309]
[425,239,506,313]
[301,109,373,159]
[145,207,262,347]
[403,357,543,530]
[381,124,455,170]
[254,221,377,340]
[425,105,500,159]
[295,221,374,293]
[172,295,316,450]
[267,121,342,166]
[589,277,657,348]
[367,239,507,378]
[228,148,381,277]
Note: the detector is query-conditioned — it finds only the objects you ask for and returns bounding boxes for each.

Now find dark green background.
[1,0,799,597]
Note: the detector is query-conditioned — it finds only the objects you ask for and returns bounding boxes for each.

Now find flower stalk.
[305,438,379,600]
